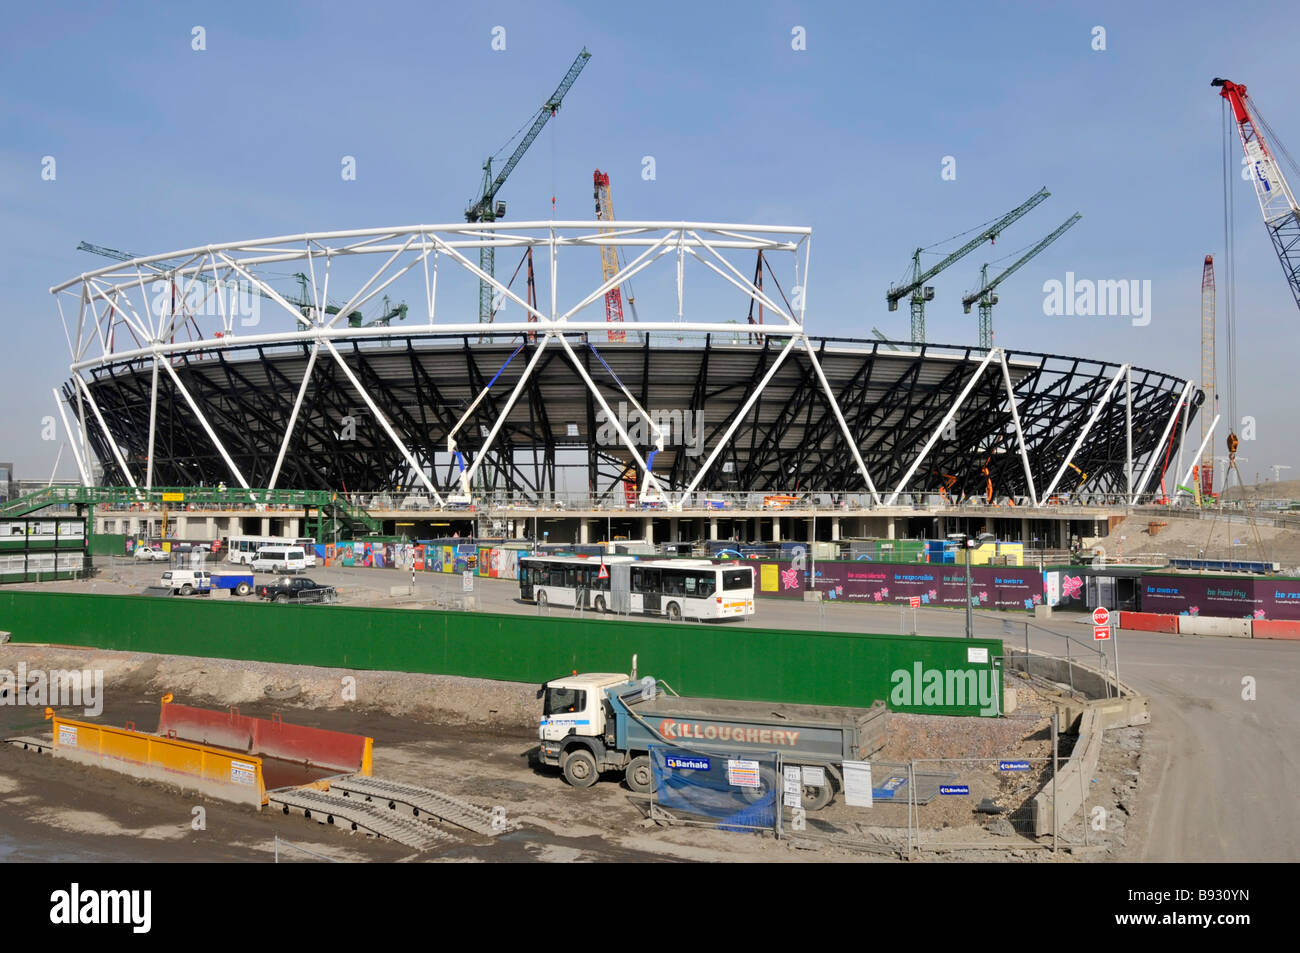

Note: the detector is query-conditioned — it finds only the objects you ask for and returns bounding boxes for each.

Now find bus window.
[723,570,752,591]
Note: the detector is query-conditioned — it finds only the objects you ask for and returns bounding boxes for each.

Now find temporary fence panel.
[649,744,779,834]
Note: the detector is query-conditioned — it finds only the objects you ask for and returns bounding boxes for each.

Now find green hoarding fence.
[0,590,1004,717]
[89,534,127,556]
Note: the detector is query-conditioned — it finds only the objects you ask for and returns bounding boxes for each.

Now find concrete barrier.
[1119,610,1178,633]
[1252,619,1300,640]
[1031,706,1103,837]
[1177,615,1252,638]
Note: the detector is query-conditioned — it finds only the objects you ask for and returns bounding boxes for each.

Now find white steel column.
[1175,415,1220,498]
[162,360,251,489]
[1174,386,1192,500]
[887,348,1000,506]
[321,339,443,504]
[998,351,1038,507]
[1125,366,1133,501]
[677,334,801,509]
[458,336,555,494]
[267,343,320,490]
[1133,380,1195,502]
[553,334,668,500]
[72,375,138,487]
[1041,363,1129,501]
[801,336,882,505]
[52,388,91,485]
[146,355,160,492]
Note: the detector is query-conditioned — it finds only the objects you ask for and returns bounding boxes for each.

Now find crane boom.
[465,48,592,224]
[1212,77,1300,309]
[961,212,1080,347]
[887,187,1050,343]
[962,213,1081,311]
[465,47,591,327]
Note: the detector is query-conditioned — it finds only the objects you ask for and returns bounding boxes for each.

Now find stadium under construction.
[32,219,1203,551]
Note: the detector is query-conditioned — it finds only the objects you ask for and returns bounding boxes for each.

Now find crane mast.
[1200,255,1216,496]
[592,170,626,342]
[962,212,1081,347]
[466,48,591,326]
[1212,78,1300,309]
[887,187,1050,343]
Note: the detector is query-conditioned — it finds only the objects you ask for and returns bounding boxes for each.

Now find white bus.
[519,555,755,622]
[227,535,317,567]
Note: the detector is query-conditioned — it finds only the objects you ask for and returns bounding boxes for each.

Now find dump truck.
[536,670,887,810]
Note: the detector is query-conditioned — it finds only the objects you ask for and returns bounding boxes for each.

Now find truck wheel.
[235,582,251,596]
[666,601,682,621]
[801,772,835,811]
[537,590,549,609]
[561,749,598,788]
[180,584,194,596]
[275,594,289,604]
[625,756,653,793]
[594,594,606,613]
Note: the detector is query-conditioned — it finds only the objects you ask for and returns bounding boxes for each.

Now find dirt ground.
[1099,512,1299,568]
[0,643,1134,863]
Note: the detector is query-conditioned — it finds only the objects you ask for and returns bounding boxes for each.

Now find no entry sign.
[1092,606,1110,627]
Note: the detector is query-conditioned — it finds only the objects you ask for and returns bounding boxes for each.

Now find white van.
[160,569,212,595]
[250,547,308,574]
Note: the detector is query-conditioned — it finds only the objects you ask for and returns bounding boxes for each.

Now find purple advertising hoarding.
[1139,573,1300,621]
[744,559,1048,611]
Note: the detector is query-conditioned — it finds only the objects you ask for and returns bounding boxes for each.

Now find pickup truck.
[256,576,338,604]
[537,671,886,810]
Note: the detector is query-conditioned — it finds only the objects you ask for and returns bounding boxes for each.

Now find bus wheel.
[594,595,606,613]
[666,601,682,621]
[537,590,549,609]
[625,755,653,793]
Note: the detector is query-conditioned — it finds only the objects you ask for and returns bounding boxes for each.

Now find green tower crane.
[961,212,1080,347]
[465,47,591,325]
[886,187,1050,343]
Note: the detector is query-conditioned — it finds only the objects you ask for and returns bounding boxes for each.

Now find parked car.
[256,576,338,604]
[133,546,168,561]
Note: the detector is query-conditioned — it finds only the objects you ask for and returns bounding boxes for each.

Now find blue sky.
[2,0,1298,486]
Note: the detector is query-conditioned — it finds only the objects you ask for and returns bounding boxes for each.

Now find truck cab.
[538,673,636,788]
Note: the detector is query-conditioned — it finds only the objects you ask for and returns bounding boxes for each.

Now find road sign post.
[1111,621,1121,693]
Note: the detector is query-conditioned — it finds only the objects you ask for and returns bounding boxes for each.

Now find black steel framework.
[65,334,1198,501]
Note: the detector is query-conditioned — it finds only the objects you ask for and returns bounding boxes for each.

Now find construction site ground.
[0,643,1136,863]
[1101,509,1300,567]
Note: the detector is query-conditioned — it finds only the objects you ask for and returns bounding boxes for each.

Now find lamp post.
[949,530,995,638]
